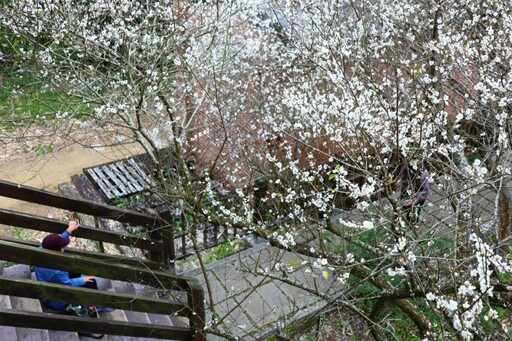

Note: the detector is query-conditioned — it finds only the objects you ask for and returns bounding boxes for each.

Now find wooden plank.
[93,166,124,198]
[85,168,116,199]
[0,237,162,270]
[0,308,192,340]
[0,276,189,315]
[188,281,206,341]
[127,159,155,187]
[122,162,148,190]
[0,180,159,226]
[114,161,145,193]
[110,162,141,193]
[0,240,194,290]
[0,209,163,251]
[86,158,153,196]
[101,165,129,197]
[71,174,107,204]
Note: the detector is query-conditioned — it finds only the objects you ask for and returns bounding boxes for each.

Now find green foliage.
[205,243,234,263]
[113,196,140,209]
[174,212,194,231]
[499,272,512,283]
[322,226,394,269]
[204,242,235,264]
[0,70,93,129]
[203,239,249,264]
[468,152,483,164]
[481,306,508,335]
[0,26,29,67]
[130,227,147,238]
[326,226,456,339]
[0,88,9,102]
[34,143,53,155]
[12,226,28,240]
[212,312,230,333]
[268,315,317,340]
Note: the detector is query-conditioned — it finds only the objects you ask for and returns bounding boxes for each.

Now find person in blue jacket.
[34,219,106,312]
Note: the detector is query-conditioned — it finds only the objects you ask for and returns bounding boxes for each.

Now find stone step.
[3,264,31,279]
[4,265,50,341]
[108,280,181,341]
[132,283,174,327]
[93,284,131,341]
[0,294,17,341]
[0,262,17,340]
[31,272,81,341]
[1,266,185,341]
[110,280,151,325]
[48,329,81,341]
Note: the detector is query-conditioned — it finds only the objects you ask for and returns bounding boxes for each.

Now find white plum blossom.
[387,267,406,277]
[337,272,350,285]
[426,292,436,301]
[2,0,512,339]
[406,251,416,264]
[313,258,329,270]
[391,237,407,254]
[436,298,458,312]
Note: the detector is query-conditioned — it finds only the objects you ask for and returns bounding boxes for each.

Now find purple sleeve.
[414,172,431,204]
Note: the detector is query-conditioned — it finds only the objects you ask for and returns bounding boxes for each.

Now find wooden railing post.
[94,216,105,253]
[253,177,268,223]
[187,280,206,341]
[151,208,176,271]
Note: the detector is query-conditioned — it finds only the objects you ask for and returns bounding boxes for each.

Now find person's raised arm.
[66,220,80,235]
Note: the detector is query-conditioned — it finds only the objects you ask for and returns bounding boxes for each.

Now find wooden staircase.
[0,180,205,340]
[0,262,191,341]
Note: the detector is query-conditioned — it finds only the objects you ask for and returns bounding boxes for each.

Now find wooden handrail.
[0,240,206,339]
[188,280,206,341]
[0,209,164,251]
[0,309,192,339]
[0,237,162,269]
[0,179,159,226]
[0,179,172,266]
[0,179,206,339]
[0,240,192,289]
[0,277,187,315]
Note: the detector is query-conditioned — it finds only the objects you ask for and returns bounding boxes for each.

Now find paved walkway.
[181,241,343,340]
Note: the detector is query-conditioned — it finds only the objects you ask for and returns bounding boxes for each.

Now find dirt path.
[0,123,144,238]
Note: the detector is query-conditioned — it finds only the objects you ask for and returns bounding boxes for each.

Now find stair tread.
[1,262,187,340]
[49,329,80,341]
[16,327,50,341]
[110,280,151,325]
[4,264,31,279]
[132,283,174,327]
[0,293,16,341]
[10,296,43,313]
[0,325,17,341]
[0,293,12,309]
[108,280,160,341]
[11,295,51,340]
